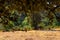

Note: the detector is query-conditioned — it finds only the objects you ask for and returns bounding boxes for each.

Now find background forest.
[0,0,60,31]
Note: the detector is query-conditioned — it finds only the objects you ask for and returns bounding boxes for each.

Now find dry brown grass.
[0,30,60,40]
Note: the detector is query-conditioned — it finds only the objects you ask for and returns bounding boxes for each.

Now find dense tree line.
[0,0,60,31]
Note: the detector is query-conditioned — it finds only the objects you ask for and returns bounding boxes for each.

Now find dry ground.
[0,30,60,40]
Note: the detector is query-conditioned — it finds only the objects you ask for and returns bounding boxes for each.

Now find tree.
[0,0,60,31]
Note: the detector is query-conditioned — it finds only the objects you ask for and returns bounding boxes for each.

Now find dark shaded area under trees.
[0,0,60,31]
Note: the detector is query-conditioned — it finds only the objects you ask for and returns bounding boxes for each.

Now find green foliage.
[19,17,33,31]
[0,0,60,31]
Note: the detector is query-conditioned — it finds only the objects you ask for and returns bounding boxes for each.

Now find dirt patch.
[0,30,60,40]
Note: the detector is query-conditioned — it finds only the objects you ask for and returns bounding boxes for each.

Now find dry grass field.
[0,30,60,40]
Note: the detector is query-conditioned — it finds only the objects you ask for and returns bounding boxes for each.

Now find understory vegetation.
[0,0,60,31]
